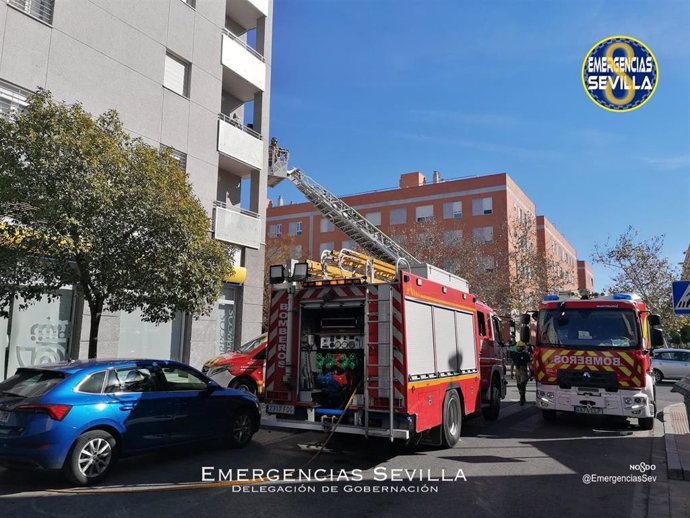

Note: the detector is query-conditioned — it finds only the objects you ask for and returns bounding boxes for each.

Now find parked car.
[202,333,267,395]
[0,359,260,486]
[651,348,690,383]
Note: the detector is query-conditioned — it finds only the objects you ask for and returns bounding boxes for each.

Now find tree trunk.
[87,302,103,359]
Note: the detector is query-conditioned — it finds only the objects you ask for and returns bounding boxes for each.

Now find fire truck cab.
[522,292,665,430]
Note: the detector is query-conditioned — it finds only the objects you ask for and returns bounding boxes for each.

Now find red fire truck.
[263,168,506,446]
[521,292,664,430]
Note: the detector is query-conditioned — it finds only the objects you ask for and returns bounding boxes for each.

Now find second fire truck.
[521,292,664,429]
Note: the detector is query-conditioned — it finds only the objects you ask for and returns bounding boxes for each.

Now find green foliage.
[0,90,232,354]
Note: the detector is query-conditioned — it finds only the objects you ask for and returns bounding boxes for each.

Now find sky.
[266,0,690,290]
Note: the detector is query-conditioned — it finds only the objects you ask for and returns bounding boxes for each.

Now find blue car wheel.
[227,410,254,449]
[64,430,118,486]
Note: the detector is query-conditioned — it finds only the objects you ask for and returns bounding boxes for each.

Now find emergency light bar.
[543,292,640,302]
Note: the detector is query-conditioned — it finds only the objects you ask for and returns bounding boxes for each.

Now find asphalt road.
[0,380,685,518]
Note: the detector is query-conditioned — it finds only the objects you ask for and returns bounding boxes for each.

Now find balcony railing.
[218,113,262,140]
[213,200,260,219]
[213,202,262,250]
[222,28,265,62]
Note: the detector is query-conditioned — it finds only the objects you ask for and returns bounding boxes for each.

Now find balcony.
[213,201,262,250]
[226,0,267,29]
[217,113,263,177]
[221,29,265,101]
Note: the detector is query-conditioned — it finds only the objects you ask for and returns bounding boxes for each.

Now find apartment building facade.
[267,171,593,299]
[0,0,273,379]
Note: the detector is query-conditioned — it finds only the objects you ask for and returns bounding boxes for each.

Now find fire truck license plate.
[267,404,295,415]
[574,406,603,415]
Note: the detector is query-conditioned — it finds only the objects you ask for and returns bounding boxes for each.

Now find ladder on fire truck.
[286,168,423,268]
[363,284,397,439]
[308,248,398,284]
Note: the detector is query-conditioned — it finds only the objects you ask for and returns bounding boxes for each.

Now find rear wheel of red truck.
[441,390,463,447]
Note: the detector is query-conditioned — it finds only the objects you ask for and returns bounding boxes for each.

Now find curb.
[663,403,690,481]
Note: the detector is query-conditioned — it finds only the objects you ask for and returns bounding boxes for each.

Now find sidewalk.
[664,403,690,480]
[662,403,690,518]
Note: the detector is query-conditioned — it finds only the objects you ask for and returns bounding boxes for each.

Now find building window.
[164,52,190,97]
[390,208,407,225]
[482,256,496,272]
[0,79,30,119]
[392,235,406,246]
[473,226,494,243]
[342,239,356,250]
[443,201,462,219]
[292,245,303,258]
[415,205,434,222]
[443,230,463,245]
[319,241,334,255]
[320,219,335,233]
[9,0,54,25]
[365,212,381,226]
[161,145,187,172]
[289,221,303,236]
[268,224,282,238]
[472,197,493,216]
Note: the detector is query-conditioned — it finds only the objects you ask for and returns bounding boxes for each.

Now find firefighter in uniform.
[511,341,531,405]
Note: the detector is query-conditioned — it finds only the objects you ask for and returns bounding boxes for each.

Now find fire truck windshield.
[538,308,639,349]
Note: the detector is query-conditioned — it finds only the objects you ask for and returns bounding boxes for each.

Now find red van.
[202,334,267,396]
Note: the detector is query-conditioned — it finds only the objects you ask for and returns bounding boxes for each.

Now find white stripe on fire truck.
[334,287,347,297]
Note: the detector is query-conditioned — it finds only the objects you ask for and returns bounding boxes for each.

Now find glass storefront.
[218,285,237,354]
[1,289,74,380]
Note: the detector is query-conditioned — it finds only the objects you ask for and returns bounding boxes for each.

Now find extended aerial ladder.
[286,168,421,269]
[270,161,469,291]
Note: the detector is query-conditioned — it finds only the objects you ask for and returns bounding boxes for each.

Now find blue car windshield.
[538,308,639,349]
[0,369,65,397]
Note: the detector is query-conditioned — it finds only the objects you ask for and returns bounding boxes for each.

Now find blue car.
[0,359,260,485]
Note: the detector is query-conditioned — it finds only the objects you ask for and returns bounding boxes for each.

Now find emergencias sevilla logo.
[582,36,658,112]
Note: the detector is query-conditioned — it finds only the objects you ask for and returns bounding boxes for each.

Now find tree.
[592,226,689,336]
[393,217,567,315]
[0,90,233,358]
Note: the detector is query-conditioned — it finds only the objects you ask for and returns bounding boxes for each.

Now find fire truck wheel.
[441,390,462,448]
[482,377,501,421]
[542,410,557,422]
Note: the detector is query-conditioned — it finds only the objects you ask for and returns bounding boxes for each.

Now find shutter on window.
[164,54,188,96]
